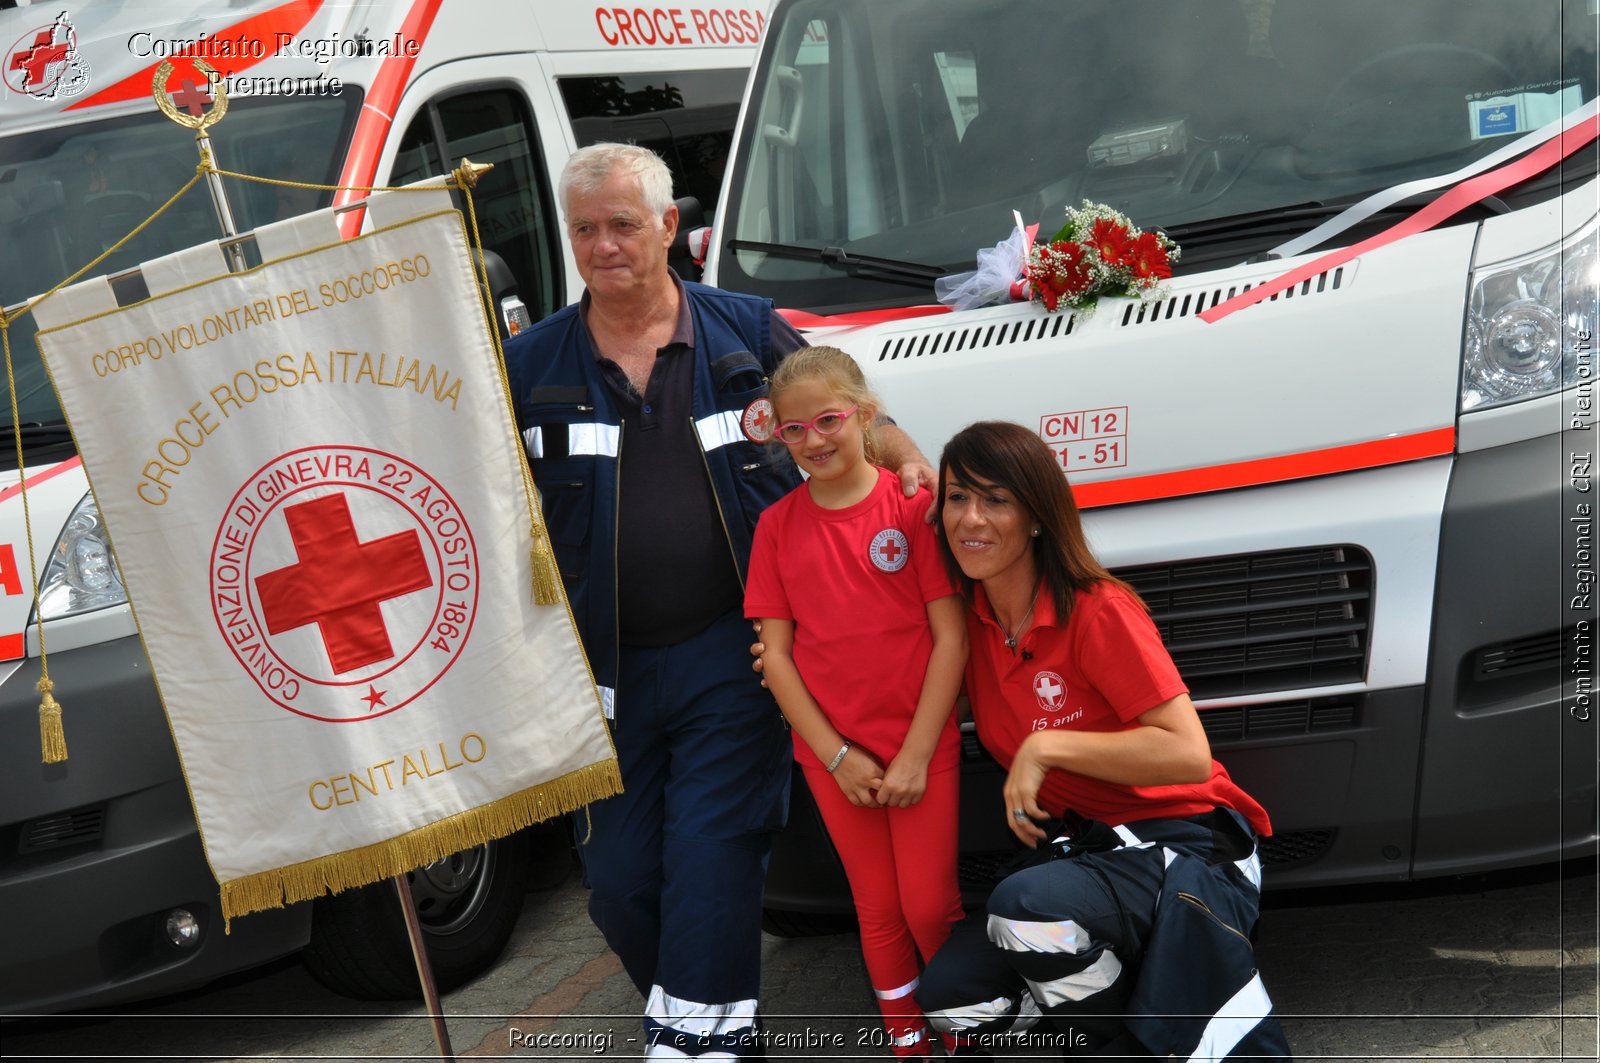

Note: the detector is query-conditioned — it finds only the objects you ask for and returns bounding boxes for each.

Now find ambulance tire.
[760,908,858,938]
[300,831,532,1000]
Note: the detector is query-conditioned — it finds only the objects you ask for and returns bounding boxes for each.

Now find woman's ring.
[1011,808,1028,821]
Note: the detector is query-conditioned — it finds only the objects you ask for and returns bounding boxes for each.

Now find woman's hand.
[1003,731,1053,846]
[876,754,928,808]
[833,746,886,807]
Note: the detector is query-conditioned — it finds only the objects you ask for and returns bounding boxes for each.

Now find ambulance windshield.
[720,0,1598,310]
[0,94,356,445]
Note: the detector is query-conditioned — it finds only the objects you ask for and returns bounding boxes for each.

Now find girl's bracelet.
[825,741,850,773]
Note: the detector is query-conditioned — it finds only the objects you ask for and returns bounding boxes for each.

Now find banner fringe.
[38,678,66,764]
[218,757,622,928]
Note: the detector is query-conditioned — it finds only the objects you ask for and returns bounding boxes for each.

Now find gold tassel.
[38,677,66,763]
[530,526,562,606]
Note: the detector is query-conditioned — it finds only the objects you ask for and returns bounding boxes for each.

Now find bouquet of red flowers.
[1023,201,1179,313]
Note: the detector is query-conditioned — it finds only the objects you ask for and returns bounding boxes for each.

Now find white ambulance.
[709,0,1598,924]
[0,0,764,1013]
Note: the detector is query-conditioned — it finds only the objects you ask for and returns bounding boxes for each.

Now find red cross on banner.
[255,493,433,674]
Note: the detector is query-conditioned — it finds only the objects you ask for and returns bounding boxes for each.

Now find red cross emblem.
[255,493,434,674]
[869,528,910,572]
[167,77,214,117]
[1033,671,1067,712]
[212,447,481,723]
[8,28,69,89]
[4,13,88,99]
[742,397,776,443]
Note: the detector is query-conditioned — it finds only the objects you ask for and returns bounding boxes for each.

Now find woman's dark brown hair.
[935,420,1140,623]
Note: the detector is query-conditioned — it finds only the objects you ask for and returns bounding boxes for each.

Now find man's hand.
[895,460,937,498]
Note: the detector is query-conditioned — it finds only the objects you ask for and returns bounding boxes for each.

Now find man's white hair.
[559,142,675,221]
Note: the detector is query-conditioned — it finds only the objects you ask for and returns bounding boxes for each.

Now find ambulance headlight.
[1463,218,1598,411]
[37,493,128,620]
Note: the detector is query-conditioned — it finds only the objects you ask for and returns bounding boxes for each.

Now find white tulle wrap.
[935,213,1033,310]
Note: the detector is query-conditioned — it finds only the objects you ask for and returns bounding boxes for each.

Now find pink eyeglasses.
[775,406,858,444]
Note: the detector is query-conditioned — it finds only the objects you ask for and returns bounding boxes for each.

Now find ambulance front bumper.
[0,635,311,1016]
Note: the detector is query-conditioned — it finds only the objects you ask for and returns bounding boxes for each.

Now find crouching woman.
[918,421,1292,1061]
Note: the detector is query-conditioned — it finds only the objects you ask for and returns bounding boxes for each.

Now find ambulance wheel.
[301,832,532,1000]
[760,908,858,938]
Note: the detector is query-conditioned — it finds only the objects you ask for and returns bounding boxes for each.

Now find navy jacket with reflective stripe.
[503,281,801,694]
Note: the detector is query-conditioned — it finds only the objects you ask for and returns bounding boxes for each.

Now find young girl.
[744,346,968,1059]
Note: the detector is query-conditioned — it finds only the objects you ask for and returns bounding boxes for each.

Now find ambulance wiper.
[727,240,945,288]
[0,420,74,443]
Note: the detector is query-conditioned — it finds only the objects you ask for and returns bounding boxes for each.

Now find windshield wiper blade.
[726,240,946,287]
[0,421,75,443]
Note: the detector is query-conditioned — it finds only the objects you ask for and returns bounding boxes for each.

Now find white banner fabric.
[36,208,618,921]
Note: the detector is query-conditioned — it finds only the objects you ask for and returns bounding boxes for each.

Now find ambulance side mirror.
[669,195,707,282]
[474,248,531,341]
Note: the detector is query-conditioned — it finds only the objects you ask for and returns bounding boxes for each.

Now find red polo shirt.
[966,579,1271,836]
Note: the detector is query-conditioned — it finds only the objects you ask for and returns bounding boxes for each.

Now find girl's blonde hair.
[769,345,882,464]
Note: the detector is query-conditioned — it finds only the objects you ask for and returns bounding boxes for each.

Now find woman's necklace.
[1003,585,1042,653]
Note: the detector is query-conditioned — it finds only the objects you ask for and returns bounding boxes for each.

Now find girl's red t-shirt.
[745,467,961,771]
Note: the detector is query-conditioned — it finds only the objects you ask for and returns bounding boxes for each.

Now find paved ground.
[4,849,1596,1062]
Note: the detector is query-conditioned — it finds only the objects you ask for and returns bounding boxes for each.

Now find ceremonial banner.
[34,195,619,922]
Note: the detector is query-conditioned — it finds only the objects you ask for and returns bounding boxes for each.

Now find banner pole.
[395,875,458,1062]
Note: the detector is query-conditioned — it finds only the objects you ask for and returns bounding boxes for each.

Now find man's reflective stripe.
[599,685,615,720]
[644,1048,736,1061]
[645,985,757,1038]
[1188,972,1274,1062]
[522,422,621,459]
[694,410,746,452]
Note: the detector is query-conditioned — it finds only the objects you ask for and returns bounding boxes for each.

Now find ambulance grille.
[1112,544,1373,698]
[1471,628,1566,680]
[18,804,106,853]
[1118,266,1347,327]
[1195,698,1358,742]
[876,308,1076,362]
[1258,828,1336,866]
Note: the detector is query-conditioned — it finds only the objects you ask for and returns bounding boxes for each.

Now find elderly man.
[503,143,933,1059]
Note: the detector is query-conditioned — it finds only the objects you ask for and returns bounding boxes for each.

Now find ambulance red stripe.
[1200,113,1600,324]
[1071,427,1456,509]
[66,0,327,110]
[333,0,447,237]
[779,304,951,328]
[0,456,82,506]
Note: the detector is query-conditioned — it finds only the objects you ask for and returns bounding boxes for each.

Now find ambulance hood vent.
[1119,265,1348,328]
[876,307,1077,362]
[875,263,1348,361]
